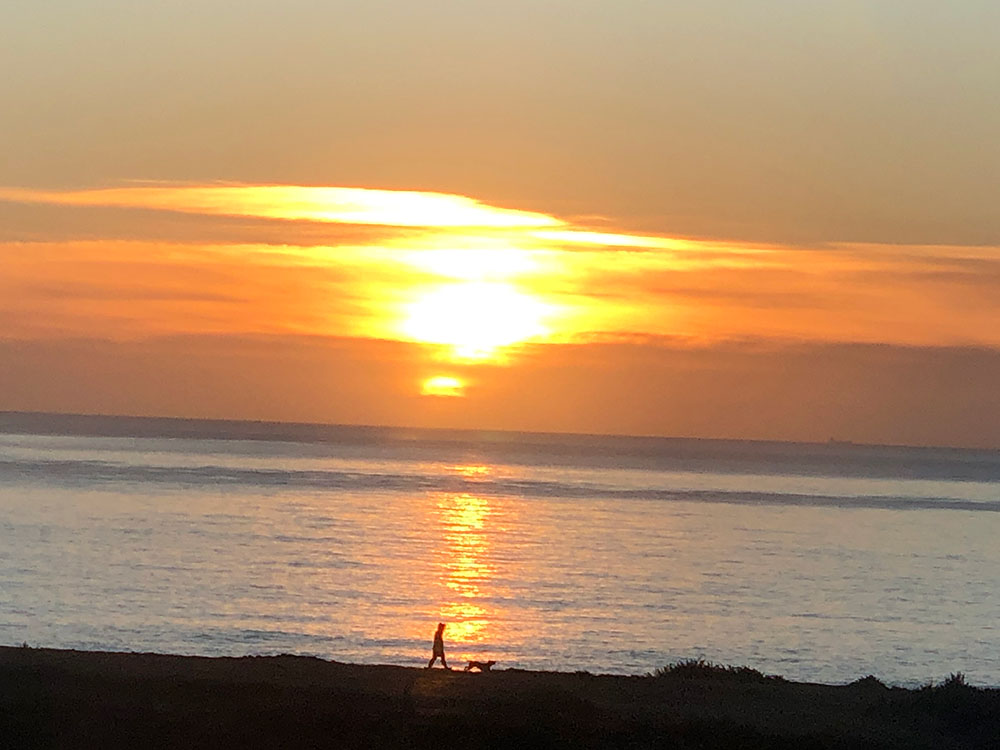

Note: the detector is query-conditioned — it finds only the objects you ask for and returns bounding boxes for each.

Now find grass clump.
[651,658,784,684]
[939,672,970,690]
[917,671,978,696]
[907,671,1000,737]
[848,675,888,690]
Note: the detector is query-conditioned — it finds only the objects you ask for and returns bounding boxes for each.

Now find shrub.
[940,672,969,689]
[651,659,784,683]
[848,675,887,690]
[908,671,999,733]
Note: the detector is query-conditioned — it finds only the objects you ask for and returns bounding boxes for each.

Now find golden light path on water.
[435,491,494,643]
[428,465,507,657]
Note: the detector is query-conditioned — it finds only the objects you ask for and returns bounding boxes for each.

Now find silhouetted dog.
[464,660,496,672]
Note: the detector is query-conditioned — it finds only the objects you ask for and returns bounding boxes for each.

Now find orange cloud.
[0,184,563,229]
[2,183,999,361]
[3,181,1000,444]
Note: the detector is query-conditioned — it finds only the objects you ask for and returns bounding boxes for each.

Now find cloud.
[0,184,563,229]
[0,199,418,246]
[0,240,385,341]
[2,183,999,364]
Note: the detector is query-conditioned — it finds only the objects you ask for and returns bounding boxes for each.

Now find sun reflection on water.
[450,464,492,479]
[434,490,495,646]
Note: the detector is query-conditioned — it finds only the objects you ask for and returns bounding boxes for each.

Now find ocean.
[1,411,998,686]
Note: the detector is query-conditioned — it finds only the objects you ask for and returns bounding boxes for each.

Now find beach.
[2,646,998,749]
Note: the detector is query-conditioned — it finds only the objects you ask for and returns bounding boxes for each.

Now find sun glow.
[8,180,956,364]
[0,185,563,229]
[402,247,546,280]
[402,282,553,360]
[531,228,694,250]
[422,375,465,397]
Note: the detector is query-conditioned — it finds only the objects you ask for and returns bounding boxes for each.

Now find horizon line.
[1,408,996,455]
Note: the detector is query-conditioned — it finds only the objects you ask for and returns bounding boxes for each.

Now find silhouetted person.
[427,622,449,668]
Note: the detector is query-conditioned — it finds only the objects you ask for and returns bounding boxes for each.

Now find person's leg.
[427,655,437,668]
[441,653,448,669]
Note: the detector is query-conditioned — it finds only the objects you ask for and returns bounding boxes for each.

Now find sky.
[1,1,999,448]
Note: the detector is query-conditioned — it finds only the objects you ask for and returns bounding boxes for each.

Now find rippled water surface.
[1,415,998,685]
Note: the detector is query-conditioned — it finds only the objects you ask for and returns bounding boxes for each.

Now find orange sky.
[3,184,997,350]
[1,2,998,447]
[2,182,999,447]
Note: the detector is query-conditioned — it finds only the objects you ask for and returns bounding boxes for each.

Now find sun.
[401,281,551,360]
[421,375,466,397]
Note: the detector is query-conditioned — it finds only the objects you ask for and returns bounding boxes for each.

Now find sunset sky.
[2,1,999,448]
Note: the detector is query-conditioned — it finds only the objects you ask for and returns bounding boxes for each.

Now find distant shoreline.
[2,646,997,748]
[4,408,997,455]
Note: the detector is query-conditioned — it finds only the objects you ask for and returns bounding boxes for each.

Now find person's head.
[436,622,445,633]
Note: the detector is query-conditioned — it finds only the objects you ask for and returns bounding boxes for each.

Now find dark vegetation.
[2,647,999,749]
[652,658,787,683]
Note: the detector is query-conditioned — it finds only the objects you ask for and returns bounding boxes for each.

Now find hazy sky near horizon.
[2,1,999,447]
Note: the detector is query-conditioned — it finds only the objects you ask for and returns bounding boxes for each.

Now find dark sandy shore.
[2,646,998,749]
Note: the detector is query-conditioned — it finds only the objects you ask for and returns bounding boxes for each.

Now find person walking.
[427,622,449,669]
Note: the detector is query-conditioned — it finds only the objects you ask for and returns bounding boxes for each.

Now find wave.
[5,412,1000,482]
[2,457,997,513]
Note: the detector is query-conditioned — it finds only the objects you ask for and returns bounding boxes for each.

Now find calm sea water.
[1,412,998,686]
